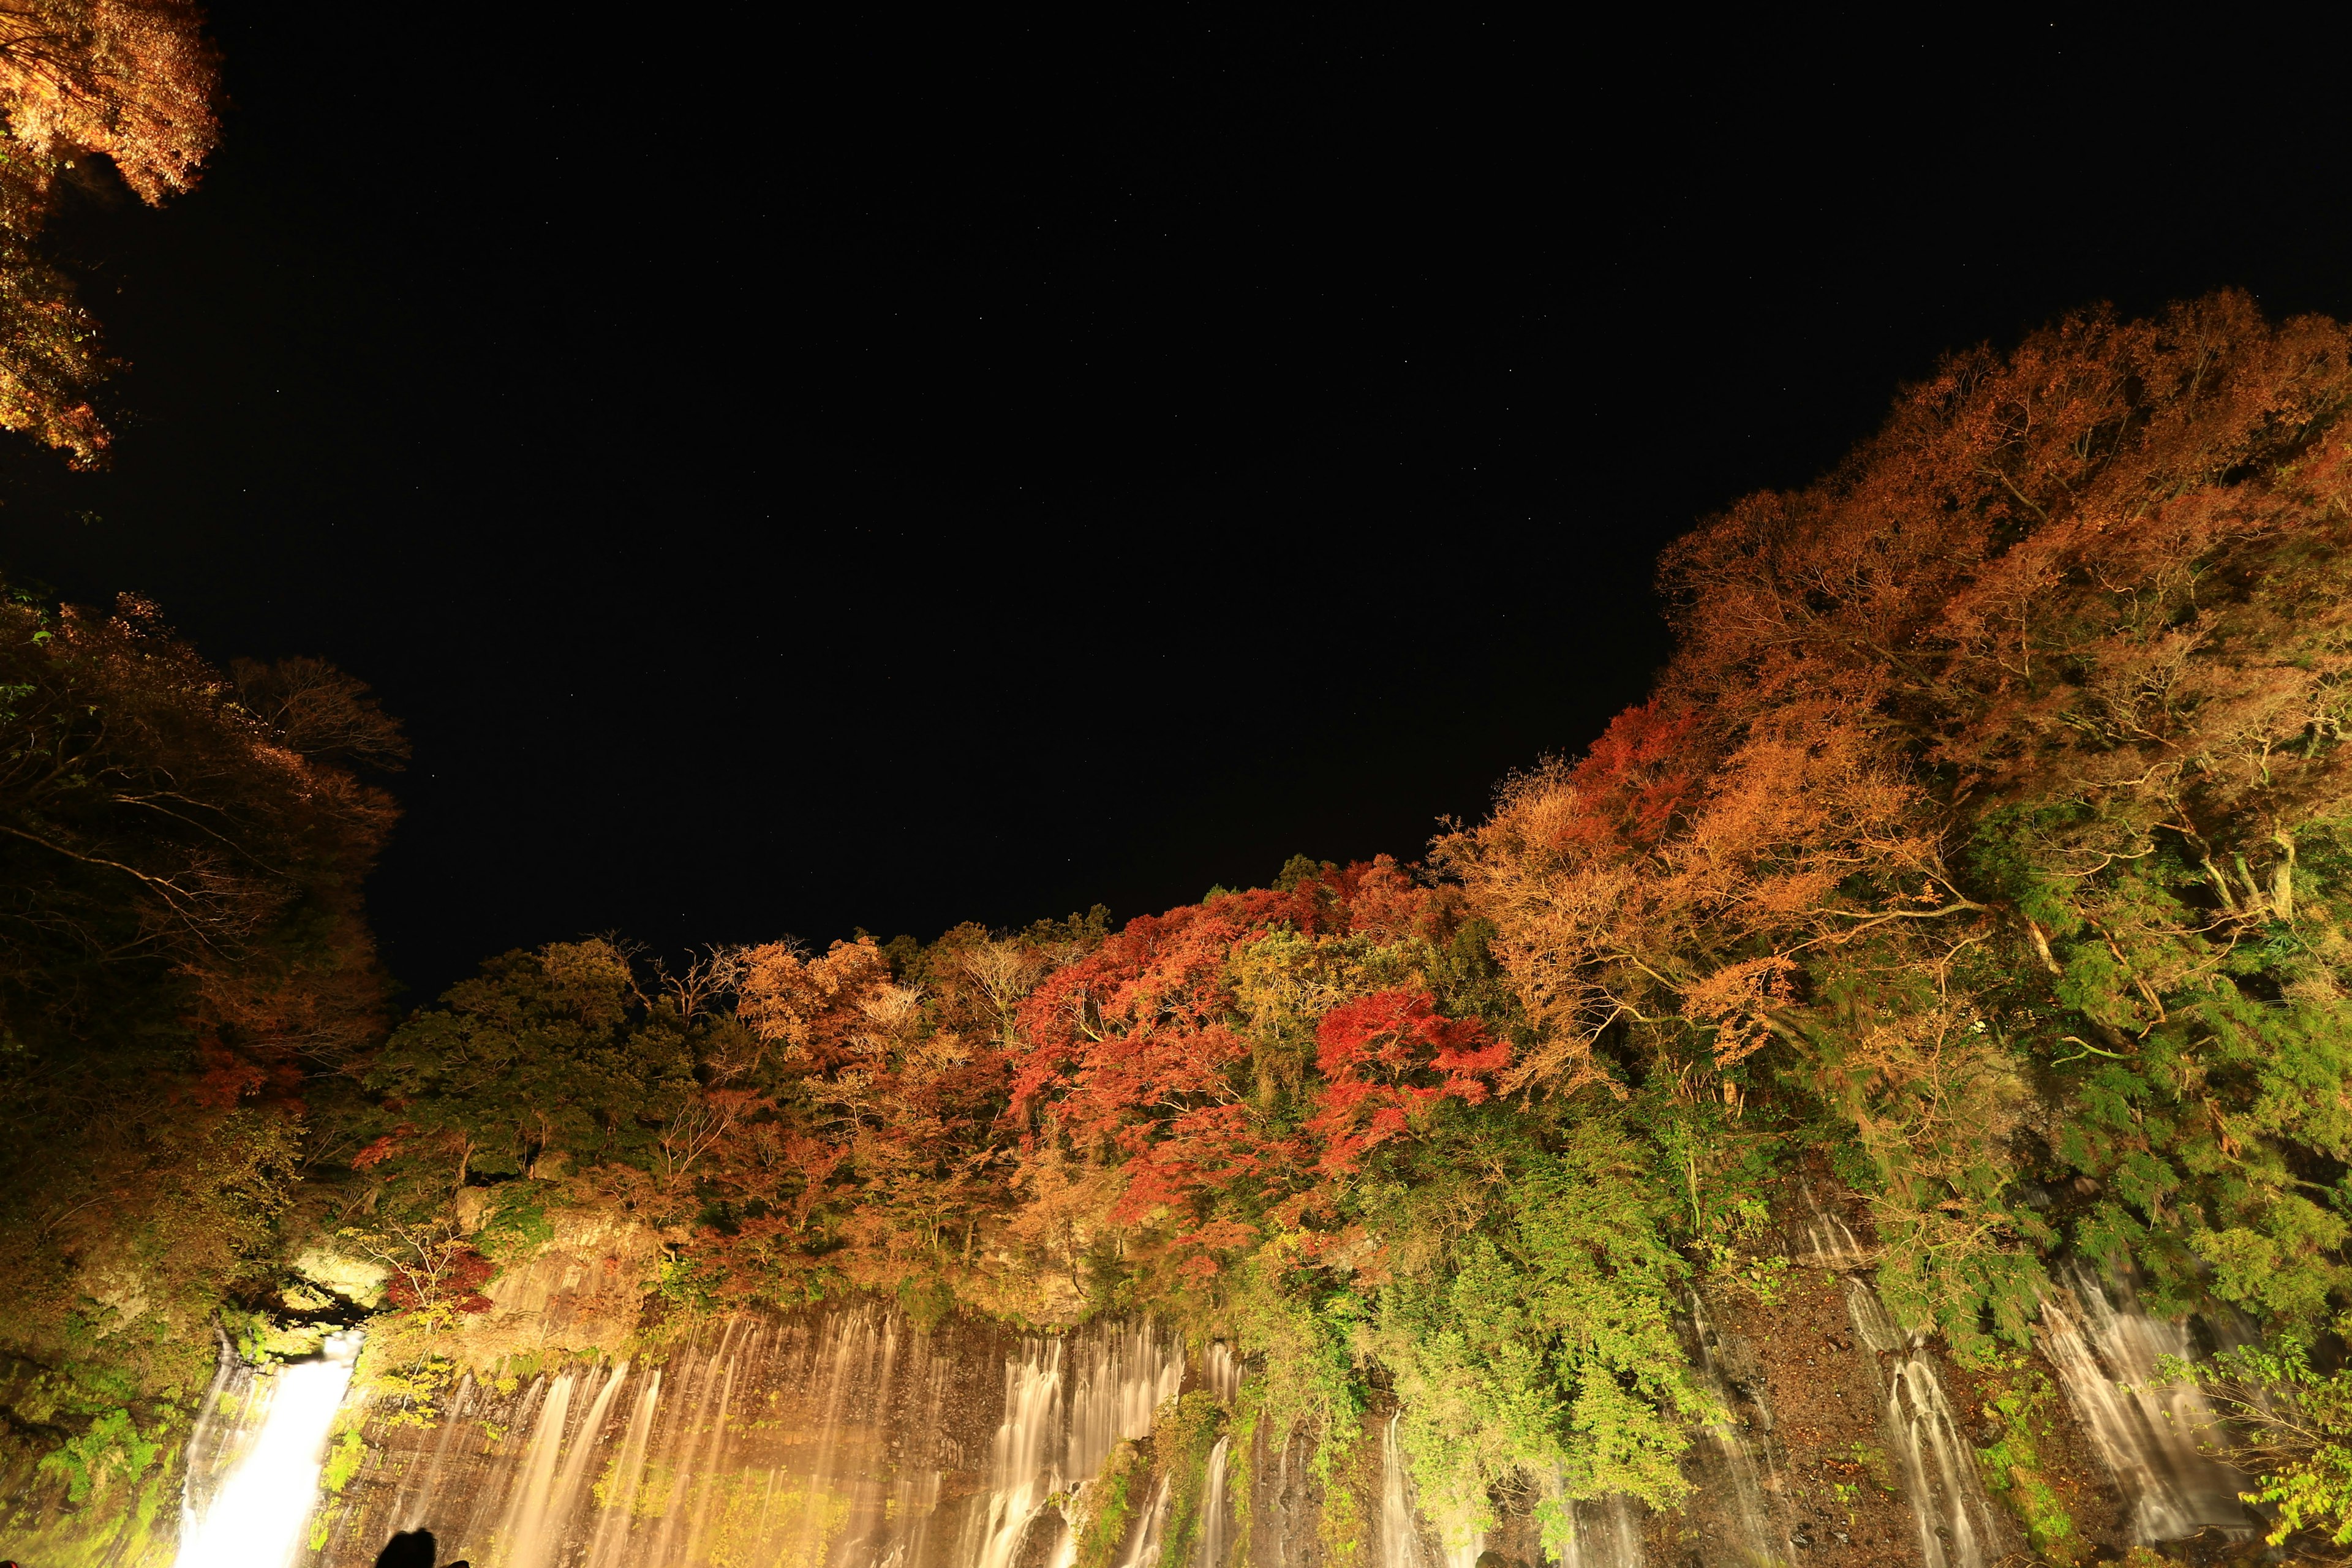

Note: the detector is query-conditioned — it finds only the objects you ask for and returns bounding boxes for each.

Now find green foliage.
[1231,1245,1365,1482]
[35,1406,161,1505]
[1152,1390,1227,1568]
[2179,1335,2352,1547]
[1369,1119,1696,1550]
[475,1187,557,1258]
[321,1426,366,1494]
[1970,1358,2084,1563]
[1072,1438,1145,1568]
[360,1349,458,1427]
[365,940,698,1186]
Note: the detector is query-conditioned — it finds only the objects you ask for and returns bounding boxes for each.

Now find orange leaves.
[350,1130,412,1170]
[1011,900,1255,1140]
[0,0,219,462]
[735,937,894,1069]
[1453,292,2352,1098]
[0,0,219,205]
[1676,957,1795,1071]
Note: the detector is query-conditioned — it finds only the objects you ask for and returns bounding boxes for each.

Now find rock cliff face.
[138,1188,2262,1568]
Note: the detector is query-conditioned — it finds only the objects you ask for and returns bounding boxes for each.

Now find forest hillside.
[7,290,2352,1562]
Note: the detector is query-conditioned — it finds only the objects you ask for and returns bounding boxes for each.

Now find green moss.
[1971,1359,2084,1563]
[322,1426,366,1494]
[1073,1439,1145,1568]
[36,1406,162,1505]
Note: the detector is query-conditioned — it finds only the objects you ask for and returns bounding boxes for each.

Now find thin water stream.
[2038,1259,2250,1542]
[1843,1281,2005,1568]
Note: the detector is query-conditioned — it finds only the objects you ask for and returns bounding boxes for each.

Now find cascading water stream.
[1686,1290,1793,1565]
[2038,1259,2250,1542]
[969,1337,1070,1568]
[157,1306,1218,1568]
[1379,1414,1430,1568]
[1118,1474,1174,1567]
[1378,1412,1483,1568]
[964,1317,1188,1568]
[1553,1492,1646,1568]
[582,1368,662,1568]
[1195,1433,1231,1567]
[175,1330,365,1568]
[1843,1281,2004,1568]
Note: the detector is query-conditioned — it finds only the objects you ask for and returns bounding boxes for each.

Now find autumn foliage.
[25,288,2352,1548]
[0,0,218,462]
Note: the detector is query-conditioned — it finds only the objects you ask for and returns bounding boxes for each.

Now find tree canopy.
[0,0,217,463]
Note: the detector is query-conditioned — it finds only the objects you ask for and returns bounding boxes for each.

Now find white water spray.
[1195,1433,1231,1567]
[1843,1281,2003,1568]
[2038,1261,2249,1541]
[175,1330,364,1568]
[1379,1414,1430,1568]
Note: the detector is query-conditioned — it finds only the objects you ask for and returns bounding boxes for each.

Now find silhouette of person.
[374,1529,469,1568]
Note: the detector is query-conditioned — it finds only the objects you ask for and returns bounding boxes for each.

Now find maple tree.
[0,577,399,1420]
[0,0,217,463]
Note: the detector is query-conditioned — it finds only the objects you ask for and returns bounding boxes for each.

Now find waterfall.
[2038,1260,2250,1542]
[157,1305,1213,1567]
[389,1371,473,1533]
[1196,1433,1231,1567]
[1068,1319,1188,1480]
[1842,1281,2004,1568]
[492,1374,572,1564]
[1554,1494,1646,1568]
[1686,1290,1793,1565]
[969,1337,1070,1568]
[1791,1180,1871,1270]
[1119,1474,1176,1567]
[964,1317,1188,1568]
[1378,1411,1482,1568]
[1205,1342,1243,1404]
[1379,1413,1428,1568]
[497,1360,628,1568]
[176,1330,364,1568]
[582,1368,662,1568]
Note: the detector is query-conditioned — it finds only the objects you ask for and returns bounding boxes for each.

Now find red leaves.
[1308,989,1510,1177]
[350,1128,415,1170]
[1569,700,1707,851]
[1010,902,1255,1139]
[382,1245,494,1314]
[190,1039,268,1108]
[1001,870,1491,1263]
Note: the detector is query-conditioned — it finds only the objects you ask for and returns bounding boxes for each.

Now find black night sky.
[2,12,2350,1000]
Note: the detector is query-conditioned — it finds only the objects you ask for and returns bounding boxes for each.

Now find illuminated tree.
[0,0,218,464]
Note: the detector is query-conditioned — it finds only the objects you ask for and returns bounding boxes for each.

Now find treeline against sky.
[12,291,2352,1547]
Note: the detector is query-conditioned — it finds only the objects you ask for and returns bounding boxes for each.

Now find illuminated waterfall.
[963,1318,1188,1568]
[175,1330,364,1568]
[1378,1414,1431,1568]
[2038,1261,2250,1541]
[160,1307,1228,1567]
[1194,1433,1231,1567]
[1555,1494,1646,1567]
[1378,1412,1484,1568]
[1843,1281,2005,1568]
[1686,1290,1793,1564]
[1118,1474,1174,1567]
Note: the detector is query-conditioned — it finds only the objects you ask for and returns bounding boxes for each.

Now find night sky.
[1,13,2348,1000]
